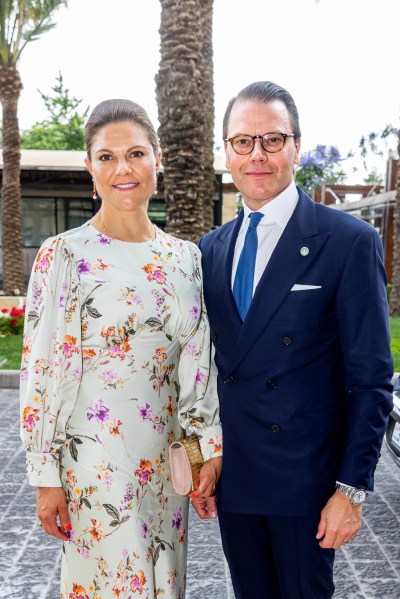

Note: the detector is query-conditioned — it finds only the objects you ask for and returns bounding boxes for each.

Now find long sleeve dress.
[20,222,222,599]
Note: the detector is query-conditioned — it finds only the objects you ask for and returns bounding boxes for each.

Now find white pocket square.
[291,284,322,291]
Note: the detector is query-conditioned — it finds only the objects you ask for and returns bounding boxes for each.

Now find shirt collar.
[241,181,299,229]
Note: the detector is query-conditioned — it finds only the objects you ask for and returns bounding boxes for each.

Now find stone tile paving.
[1,387,399,598]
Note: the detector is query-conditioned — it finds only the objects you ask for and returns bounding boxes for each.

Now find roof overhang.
[0,149,229,174]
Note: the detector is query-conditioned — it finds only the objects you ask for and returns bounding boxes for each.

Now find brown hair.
[223,81,301,140]
[85,99,159,158]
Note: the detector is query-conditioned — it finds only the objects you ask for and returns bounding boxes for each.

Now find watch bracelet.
[335,482,367,504]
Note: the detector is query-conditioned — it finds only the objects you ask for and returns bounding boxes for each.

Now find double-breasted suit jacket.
[199,188,393,517]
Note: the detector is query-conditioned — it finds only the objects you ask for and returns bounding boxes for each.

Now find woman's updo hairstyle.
[85,99,159,159]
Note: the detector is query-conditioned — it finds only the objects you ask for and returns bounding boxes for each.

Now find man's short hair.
[222,81,301,141]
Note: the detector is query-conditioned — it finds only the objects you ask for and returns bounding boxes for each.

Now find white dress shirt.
[231,182,299,293]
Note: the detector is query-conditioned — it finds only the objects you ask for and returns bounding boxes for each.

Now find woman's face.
[85,120,161,213]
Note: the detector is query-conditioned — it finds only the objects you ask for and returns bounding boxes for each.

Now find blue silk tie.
[233,211,263,320]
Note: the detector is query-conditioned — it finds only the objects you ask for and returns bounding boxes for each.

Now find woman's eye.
[131,151,144,158]
[99,154,112,161]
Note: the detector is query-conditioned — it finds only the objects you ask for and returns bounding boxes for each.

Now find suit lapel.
[229,192,331,372]
[210,211,244,339]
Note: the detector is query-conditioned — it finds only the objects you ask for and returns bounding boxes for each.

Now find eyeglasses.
[224,132,296,155]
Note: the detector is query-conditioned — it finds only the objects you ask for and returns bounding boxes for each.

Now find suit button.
[211,332,217,343]
[224,376,235,384]
[267,378,278,389]
[271,424,281,432]
[282,336,293,345]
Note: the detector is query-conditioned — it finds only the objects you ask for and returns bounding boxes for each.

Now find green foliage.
[360,126,399,158]
[363,169,383,186]
[359,125,399,173]
[0,333,23,369]
[390,317,400,371]
[21,72,89,150]
[0,0,68,65]
[295,145,349,195]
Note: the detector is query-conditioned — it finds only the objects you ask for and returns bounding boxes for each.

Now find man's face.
[225,99,301,210]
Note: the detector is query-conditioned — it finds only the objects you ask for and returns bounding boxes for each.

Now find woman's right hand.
[36,487,71,541]
[190,456,222,520]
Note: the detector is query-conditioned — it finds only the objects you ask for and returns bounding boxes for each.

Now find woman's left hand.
[191,456,222,519]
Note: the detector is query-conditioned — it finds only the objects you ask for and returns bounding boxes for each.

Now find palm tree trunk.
[0,65,24,296]
[156,0,206,242]
[199,0,215,233]
[389,133,400,316]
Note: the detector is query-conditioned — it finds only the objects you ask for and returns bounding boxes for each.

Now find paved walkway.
[1,387,399,598]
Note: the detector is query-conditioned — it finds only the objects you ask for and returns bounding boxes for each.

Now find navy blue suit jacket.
[198,188,393,516]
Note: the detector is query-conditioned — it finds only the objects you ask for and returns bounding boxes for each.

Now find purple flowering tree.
[295,145,348,196]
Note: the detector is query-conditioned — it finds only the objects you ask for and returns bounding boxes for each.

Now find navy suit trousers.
[219,511,335,599]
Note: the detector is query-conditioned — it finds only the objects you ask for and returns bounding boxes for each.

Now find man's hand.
[36,487,71,541]
[316,490,362,549]
[191,456,222,520]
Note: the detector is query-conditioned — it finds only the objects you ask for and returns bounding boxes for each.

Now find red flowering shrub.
[0,305,25,335]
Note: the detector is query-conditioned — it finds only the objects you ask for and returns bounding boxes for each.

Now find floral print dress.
[20,222,222,599]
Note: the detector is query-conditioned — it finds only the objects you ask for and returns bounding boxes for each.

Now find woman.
[20,99,222,599]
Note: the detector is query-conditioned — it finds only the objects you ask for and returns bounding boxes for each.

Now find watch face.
[353,490,366,504]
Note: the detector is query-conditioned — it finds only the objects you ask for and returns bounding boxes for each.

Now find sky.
[11,0,400,183]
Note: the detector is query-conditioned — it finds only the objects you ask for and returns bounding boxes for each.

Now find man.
[193,81,393,598]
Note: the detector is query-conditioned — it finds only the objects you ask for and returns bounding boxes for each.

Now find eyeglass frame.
[224,132,296,155]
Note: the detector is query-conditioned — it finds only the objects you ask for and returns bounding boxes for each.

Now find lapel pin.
[300,246,309,256]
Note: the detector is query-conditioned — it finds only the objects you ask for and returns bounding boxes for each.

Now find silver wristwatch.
[335,483,367,505]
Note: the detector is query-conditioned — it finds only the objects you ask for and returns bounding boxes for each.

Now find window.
[22,198,57,247]
[0,197,98,248]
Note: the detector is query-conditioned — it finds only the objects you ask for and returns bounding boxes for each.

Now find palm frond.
[0,0,67,64]
[0,0,16,62]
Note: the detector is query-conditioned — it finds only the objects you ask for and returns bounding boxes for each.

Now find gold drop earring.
[153,171,159,196]
[92,177,97,200]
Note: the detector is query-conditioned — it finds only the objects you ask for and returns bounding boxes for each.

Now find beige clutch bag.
[169,435,204,495]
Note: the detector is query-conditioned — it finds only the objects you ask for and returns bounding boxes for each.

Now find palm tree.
[0,0,67,295]
[156,0,215,242]
[199,0,215,232]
